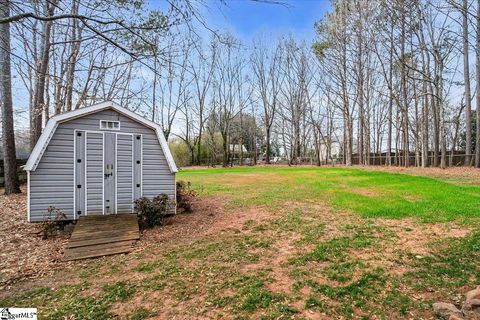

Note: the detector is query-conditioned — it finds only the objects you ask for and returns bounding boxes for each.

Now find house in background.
[318,139,342,163]
[25,101,177,222]
[229,144,248,155]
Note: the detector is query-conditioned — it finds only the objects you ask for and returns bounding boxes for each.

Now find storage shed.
[25,101,178,222]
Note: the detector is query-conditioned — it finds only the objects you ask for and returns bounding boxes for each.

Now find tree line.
[1,0,480,195]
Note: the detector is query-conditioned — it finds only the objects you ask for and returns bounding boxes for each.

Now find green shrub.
[134,194,171,228]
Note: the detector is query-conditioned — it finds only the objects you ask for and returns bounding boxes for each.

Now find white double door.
[74,131,142,217]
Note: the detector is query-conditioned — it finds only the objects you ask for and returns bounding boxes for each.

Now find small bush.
[41,206,67,239]
[134,194,171,229]
[176,181,196,212]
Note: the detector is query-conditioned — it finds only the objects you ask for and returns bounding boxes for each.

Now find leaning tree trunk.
[0,0,20,194]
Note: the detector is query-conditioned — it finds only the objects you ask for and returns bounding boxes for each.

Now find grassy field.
[181,166,480,221]
[1,166,480,319]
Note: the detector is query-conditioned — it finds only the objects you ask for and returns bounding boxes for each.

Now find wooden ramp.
[64,214,140,261]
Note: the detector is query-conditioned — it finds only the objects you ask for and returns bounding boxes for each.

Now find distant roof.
[25,101,178,173]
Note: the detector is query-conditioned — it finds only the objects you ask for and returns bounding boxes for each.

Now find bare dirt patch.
[377,218,472,256]
[348,187,383,197]
[213,171,289,188]
[139,195,273,249]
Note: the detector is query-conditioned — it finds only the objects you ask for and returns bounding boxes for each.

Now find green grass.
[2,166,480,319]
[179,167,480,222]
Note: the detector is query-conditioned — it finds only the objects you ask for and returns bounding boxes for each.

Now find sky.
[11,0,333,131]
[199,0,331,43]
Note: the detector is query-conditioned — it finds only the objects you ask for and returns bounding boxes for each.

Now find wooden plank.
[67,240,135,253]
[68,235,140,248]
[72,230,135,235]
[70,227,137,234]
[70,232,140,242]
[78,218,137,224]
[63,214,140,261]
[66,244,135,257]
[70,230,139,241]
[73,222,137,229]
[64,246,134,261]
[73,221,137,229]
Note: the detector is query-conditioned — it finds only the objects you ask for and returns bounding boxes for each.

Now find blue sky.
[196,0,331,43]
[12,0,332,130]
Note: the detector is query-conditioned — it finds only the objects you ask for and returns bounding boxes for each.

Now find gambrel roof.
[25,101,178,173]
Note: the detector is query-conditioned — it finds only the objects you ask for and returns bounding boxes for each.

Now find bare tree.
[0,0,20,194]
[251,38,281,164]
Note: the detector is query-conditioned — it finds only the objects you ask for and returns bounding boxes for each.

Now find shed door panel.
[86,132,104,215]
[74,131,86,217]
[116,134,133,213]
[104,132,116,215]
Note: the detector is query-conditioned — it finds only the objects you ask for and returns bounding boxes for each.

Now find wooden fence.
[351,151,470,167]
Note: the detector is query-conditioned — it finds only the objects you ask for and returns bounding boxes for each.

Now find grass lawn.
[180,166,480,222]
[1,166,480,319]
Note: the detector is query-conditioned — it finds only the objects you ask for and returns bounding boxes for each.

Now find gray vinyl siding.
[29,128,74,221]
[29,108,175,222]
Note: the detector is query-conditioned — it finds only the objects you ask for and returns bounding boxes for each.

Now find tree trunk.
[357,3,364,166]
[438,61,446,169]
[31,0,57,149]
[431,83,440,167]
[196,112,203,165]
[0,0,20,194]
[386,20,394,166]
[421,73,429,168]
[400,0,409,167]
[222,131,228,167]
[463,0,473,165]
[151,50,157,122]
[475,0,480,168]
[345,113,353,166]
[65,0,80,112]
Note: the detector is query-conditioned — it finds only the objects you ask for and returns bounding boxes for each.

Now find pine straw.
[0,186,70,289]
